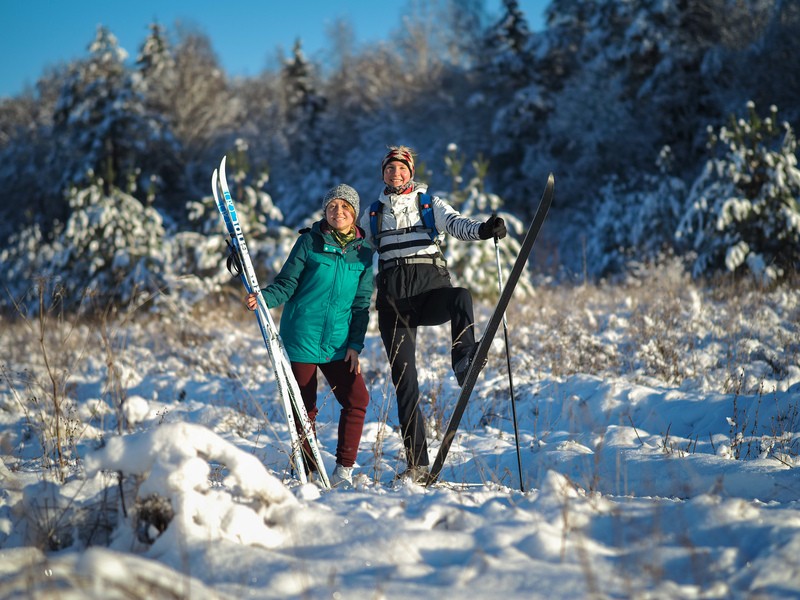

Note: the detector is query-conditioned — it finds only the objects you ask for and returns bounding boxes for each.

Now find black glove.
[478,215,507,240]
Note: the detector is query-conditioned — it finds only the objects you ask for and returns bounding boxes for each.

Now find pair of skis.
[211,156,330,489]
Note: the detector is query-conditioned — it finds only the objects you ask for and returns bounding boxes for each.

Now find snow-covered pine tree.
[274,39,333,224]
[135,22,177,112]
[497,0,772,210]
[676,102,800,283]
[515,0,672,206]
[440,0,486,67]
[282,39,327,163]
[481,0,533,90]
[0,182,168,313]
[51,26,161,196]
[731,0,800,125]
[616,0,736,176]
[133,22,181,209]
[479,0,548,207]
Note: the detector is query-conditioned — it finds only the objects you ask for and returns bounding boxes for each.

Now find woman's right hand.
[244,292,258,311]
[344,348,361,374]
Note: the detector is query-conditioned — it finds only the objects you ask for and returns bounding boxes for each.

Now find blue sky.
[0,0,547,98]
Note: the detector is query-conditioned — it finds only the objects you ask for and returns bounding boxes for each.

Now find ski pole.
[493,214,525,492]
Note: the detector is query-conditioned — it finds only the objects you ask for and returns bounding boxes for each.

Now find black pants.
[378,287,476,467]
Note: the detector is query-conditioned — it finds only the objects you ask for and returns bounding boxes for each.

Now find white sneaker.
[331,464,354,488]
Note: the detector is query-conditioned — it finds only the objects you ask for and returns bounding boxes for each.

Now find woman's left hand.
[244,292,258,311]
[344,349,361,374]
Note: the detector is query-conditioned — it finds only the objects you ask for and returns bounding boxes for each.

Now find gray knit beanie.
[322,184,360,216]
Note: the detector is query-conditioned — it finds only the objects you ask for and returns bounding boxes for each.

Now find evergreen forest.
[1,0,798,313]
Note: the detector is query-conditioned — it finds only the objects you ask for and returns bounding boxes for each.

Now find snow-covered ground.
[1,268,799,599]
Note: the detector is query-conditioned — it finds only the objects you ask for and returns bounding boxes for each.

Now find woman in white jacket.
[359,145,506,483]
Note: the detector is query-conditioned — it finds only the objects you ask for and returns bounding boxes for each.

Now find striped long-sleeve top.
[359,182,485,311]
[359,182,483,262]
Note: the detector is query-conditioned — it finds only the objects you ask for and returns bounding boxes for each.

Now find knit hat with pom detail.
[322,183,360,216]
[381,147,415,178]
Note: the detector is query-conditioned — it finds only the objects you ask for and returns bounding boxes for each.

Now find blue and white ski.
[212,156,330,489]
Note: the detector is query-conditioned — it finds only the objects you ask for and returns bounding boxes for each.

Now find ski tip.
[547,172,555,187]
[218,155,230,191]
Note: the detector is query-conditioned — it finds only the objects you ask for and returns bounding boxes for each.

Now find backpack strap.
[369,194,439,243]
[369,200,383,240]
[416,193,438,241]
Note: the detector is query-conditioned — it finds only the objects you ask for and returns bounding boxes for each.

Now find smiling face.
[325,198,356,233]
[383,161,412,188]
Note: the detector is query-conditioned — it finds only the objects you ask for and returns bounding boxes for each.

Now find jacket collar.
[311,219,365,250]
[378,181,428,207]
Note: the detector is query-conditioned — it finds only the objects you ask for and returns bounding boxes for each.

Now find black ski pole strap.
[225,239,243,277]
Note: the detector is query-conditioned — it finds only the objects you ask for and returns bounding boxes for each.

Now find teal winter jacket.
[261,220,373,364]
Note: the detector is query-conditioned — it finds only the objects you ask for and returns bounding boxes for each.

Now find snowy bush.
[84,422,298,551]
[586,147,686,277]
[0,182,167,313]
[160,230,233,310]
[676,102,800,283]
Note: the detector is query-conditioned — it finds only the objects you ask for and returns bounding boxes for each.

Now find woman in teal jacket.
[246,184,372,488]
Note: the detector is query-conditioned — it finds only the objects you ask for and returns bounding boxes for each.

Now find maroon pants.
[291,360,370,468]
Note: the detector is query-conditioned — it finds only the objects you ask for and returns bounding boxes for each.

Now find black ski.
[427,173,554,485]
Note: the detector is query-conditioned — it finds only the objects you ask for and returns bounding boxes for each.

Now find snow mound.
[84,422,297,551]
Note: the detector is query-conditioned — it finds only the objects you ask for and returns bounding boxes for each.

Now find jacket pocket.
[307,253,335,269]
[347,262,365,273]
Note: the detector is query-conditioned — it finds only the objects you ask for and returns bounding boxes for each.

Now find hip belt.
[379,255,447,271]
